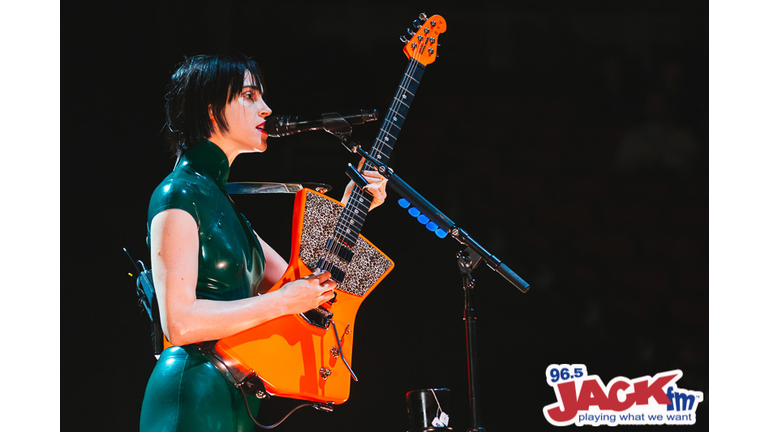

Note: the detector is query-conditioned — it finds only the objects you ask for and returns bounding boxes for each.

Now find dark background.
[62,1,708,430]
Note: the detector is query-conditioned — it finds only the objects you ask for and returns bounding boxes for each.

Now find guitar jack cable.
[239,386,331,430]
[331,319,359,382]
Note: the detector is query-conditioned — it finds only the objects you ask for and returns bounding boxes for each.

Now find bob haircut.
[164,53,265,155]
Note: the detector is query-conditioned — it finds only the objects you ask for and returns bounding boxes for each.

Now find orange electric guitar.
[203,13,447,406]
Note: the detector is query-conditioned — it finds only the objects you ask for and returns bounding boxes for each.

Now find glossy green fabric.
[140,140,264,431]
[146,139,265,301]
[140,347,261,432]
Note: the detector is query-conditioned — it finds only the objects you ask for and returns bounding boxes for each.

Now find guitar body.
[213,189,394,404]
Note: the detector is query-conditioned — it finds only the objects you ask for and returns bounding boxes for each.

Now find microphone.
[263,109,378,137]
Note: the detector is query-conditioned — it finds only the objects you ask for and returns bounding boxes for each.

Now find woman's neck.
[205,134,239,166]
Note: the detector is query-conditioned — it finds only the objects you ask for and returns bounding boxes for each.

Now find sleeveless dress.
[140,140,265,432]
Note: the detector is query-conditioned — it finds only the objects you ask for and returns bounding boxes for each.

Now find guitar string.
[311,33,430,366]
[329,62,408,251]
[322,35,428,283]
[325,41,425,267]
[332,57,416,252]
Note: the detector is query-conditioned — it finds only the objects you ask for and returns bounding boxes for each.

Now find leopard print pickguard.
[297,191,393,297]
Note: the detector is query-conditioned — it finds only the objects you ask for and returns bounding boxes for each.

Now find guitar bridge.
[301,306,334,329]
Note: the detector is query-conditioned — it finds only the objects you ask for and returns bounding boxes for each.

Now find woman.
[140,53,387,431]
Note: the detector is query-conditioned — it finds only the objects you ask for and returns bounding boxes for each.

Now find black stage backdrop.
[62,1,708,430]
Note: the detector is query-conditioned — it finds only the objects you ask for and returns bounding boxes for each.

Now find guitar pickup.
[325,238,354,263]
[316,258,346,283]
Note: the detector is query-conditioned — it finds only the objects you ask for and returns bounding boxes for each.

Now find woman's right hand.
[277,270,337,315]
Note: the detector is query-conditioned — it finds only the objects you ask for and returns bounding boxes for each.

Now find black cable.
[239,386,316,429]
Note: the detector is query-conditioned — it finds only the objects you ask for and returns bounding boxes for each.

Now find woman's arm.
[255,234,289,295]
[150,209,336,346]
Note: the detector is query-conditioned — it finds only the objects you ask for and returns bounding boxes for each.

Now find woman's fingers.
[307,271,336,305]
[360,170,388,208]
[306,270,337,291]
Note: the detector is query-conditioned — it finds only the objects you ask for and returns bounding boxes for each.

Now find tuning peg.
[399,35,408,43]
[407,28,415,36]
[419,13,427,22]
[412,20,421,29]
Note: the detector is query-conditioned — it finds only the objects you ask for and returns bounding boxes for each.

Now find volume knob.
[320,367,332,380]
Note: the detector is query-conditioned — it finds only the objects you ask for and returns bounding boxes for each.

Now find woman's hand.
[341,159,388,210]
[276,270,337,315]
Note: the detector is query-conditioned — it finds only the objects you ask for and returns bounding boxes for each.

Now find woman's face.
[218,72,272,153]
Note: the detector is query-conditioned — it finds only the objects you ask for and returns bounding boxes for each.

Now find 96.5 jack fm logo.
[543,364,704,427]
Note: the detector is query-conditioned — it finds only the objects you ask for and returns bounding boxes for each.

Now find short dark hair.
[164,53,265,155]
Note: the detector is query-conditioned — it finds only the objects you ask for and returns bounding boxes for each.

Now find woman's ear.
[208,105,218,134]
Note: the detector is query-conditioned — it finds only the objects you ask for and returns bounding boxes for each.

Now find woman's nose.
[260,101,272,118]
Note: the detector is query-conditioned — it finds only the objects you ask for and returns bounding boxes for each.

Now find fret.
[382,118,402,131]
[333,190,371,247]
[340,209,365,227]
[389,100,408,113]
[374,138,393,150]
[345,220,365,235]
[343,213,366,229]
[393,98,411,109]
[370,146,387,157]
[398,85,415,96]
[391,102,410,118]
[324,59,425,251]
[403,71,421,85]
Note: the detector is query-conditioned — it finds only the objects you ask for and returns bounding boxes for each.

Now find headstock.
[401,13,447,66]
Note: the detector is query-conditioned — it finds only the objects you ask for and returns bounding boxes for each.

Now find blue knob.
[398,198,411,208]
[435,228,448,239]
[426,221,438,232]
[408,207,421,217]
[417,214,430,225]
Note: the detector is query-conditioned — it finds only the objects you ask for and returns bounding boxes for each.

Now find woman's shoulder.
[147,169,219,225]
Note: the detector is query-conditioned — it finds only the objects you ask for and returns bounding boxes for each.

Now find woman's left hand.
[342,163,388,211]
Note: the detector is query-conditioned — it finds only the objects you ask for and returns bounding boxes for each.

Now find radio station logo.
[543,364,703,427]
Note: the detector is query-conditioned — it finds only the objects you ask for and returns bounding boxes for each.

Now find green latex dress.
[140,140,265,431]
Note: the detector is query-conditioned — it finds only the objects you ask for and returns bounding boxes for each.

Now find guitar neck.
[333,59,426,247]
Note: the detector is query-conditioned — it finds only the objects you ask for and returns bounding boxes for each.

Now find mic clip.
[323,113,358,153]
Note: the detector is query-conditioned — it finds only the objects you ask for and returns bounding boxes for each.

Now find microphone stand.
[335,135,530,432]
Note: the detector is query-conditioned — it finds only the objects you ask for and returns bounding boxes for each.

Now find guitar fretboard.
[331,59,426,249]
